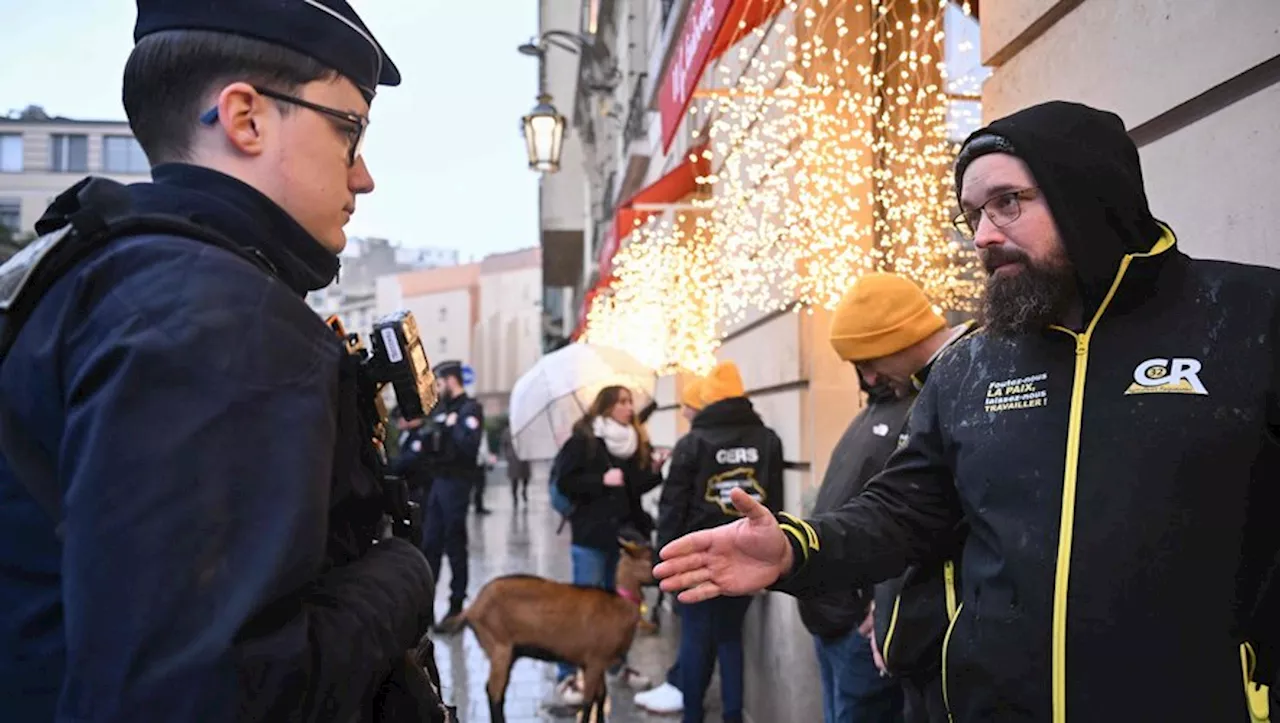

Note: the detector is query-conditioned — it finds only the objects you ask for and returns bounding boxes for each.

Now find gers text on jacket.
[658,396,784,551]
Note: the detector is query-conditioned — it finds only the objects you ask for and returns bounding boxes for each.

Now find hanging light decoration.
[583,0,983,373]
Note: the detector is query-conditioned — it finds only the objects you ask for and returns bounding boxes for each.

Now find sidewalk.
[429,470,722,723]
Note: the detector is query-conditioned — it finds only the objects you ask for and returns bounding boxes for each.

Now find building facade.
[978,0,1280,270]
[376,263,482,370]
[535,0,591,351]
[307,237,458,336]
[0,106,151,245]
[474,248,543,418]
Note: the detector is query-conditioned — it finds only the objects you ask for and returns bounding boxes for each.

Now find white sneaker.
[552,675,584,706]
[634,682,683,713]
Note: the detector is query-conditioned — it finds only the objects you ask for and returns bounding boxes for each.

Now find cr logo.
[1127,357,1208,396]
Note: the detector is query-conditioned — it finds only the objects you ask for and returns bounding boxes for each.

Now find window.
[944,4,990,142]
[0,199,20,233]
[50,134,89,172]
[103,135,149,174]
[0,134,23,172]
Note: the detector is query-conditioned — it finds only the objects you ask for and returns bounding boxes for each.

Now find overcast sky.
[0,1,541,261]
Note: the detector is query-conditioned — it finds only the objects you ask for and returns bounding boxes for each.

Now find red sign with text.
[658,0,734,153]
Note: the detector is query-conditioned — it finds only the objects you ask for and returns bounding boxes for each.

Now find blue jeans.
[678,595,752,723]
[813,631,904,723]
[557,544,620,682]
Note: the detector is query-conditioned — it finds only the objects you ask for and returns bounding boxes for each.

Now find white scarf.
[592,416,638,459]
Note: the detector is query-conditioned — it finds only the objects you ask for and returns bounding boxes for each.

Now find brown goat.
[436,538,655,723]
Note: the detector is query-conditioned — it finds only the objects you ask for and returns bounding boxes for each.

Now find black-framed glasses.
[952,187,1040,240]
[199,86,369,166]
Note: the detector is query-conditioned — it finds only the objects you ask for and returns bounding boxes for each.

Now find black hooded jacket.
[773,102,1280,723]
[797,380,912,639]
[657,397,784,551]
[556,425,662,550]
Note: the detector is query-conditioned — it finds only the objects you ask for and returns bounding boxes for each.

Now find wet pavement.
[428,470,722,723]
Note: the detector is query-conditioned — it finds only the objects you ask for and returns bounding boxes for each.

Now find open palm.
[654,487,793,603]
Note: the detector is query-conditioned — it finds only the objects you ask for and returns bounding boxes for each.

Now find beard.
[978,245,1077,336]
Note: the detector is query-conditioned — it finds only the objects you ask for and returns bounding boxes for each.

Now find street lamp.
[517,30,591,174]
[522,94,566,173]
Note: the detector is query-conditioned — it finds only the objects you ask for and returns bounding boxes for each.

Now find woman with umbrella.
[549,384,666,706]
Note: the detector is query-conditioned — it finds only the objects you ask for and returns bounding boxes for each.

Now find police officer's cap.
[433,360,463,380]
[133,0,400,101]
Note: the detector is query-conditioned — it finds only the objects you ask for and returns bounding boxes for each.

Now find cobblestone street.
[429,471,722,723]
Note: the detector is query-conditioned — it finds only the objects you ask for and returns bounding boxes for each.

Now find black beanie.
[954,101,1164,315]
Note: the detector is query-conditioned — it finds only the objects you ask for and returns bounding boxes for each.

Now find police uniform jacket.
[657,396,784,552]
[772,103,1280,723]
[0,164,434,722]
[427,392,484,479]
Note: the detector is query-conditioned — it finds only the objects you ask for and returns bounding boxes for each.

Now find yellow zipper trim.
[941,602,963,723]
[943,560,958,621]
[1241,642,1272,722]
[881,590,904,666]
[1045,227,1176,723]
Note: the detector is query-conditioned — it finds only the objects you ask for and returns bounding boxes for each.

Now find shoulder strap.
[0,177,277,537]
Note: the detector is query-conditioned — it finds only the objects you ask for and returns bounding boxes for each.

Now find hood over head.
[955,101,1164,315]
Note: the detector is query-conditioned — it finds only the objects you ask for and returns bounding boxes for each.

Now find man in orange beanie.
[800,273,974,723]
[650,360,783,723]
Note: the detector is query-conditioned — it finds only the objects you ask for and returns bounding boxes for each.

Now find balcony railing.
[661,0,677,27]
[623,72,649,143]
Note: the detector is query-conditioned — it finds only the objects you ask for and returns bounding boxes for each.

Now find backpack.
[547,433,610,534]
[548,445,574,531]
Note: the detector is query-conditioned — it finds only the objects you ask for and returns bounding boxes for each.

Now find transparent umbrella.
[508,343,656,460]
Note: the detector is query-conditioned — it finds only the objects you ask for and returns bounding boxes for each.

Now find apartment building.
[473,247,542,417]
[306,237,459,336]
[0,106,151,239]
[376,263,482,370]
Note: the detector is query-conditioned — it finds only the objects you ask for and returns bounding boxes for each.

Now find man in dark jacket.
[656,100,1280,723]
[657,361,784,723]
[800,272,969,723]
[0,3,440,721]
[422,360,485,628]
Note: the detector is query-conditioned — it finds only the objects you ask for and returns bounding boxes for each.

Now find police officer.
[0,2,442,722]
[392,413,437,501]
[421,360,485,627]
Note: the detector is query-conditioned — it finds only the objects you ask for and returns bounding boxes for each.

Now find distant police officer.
[0,2,444,722]
[393,414,438,501]
[422,360,485,627]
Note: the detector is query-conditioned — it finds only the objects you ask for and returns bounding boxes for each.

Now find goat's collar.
[617,586,643,606]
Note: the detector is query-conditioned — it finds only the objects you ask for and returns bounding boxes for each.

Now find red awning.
[707,0,787,62]
[577,143,710,340]
[612,142,711,250]
[659,0,787,152]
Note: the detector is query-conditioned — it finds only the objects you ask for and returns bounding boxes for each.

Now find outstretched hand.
[653,487,794,603]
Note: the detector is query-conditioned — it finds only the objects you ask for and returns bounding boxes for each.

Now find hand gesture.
[654,487,793,603]
[651,448,671,472]
[444,412,458,427]
[603,468,625,487]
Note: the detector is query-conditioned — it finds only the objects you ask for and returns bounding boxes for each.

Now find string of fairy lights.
[583,0,982,374]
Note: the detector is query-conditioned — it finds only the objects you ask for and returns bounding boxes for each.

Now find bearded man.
[654,100,1280,723]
